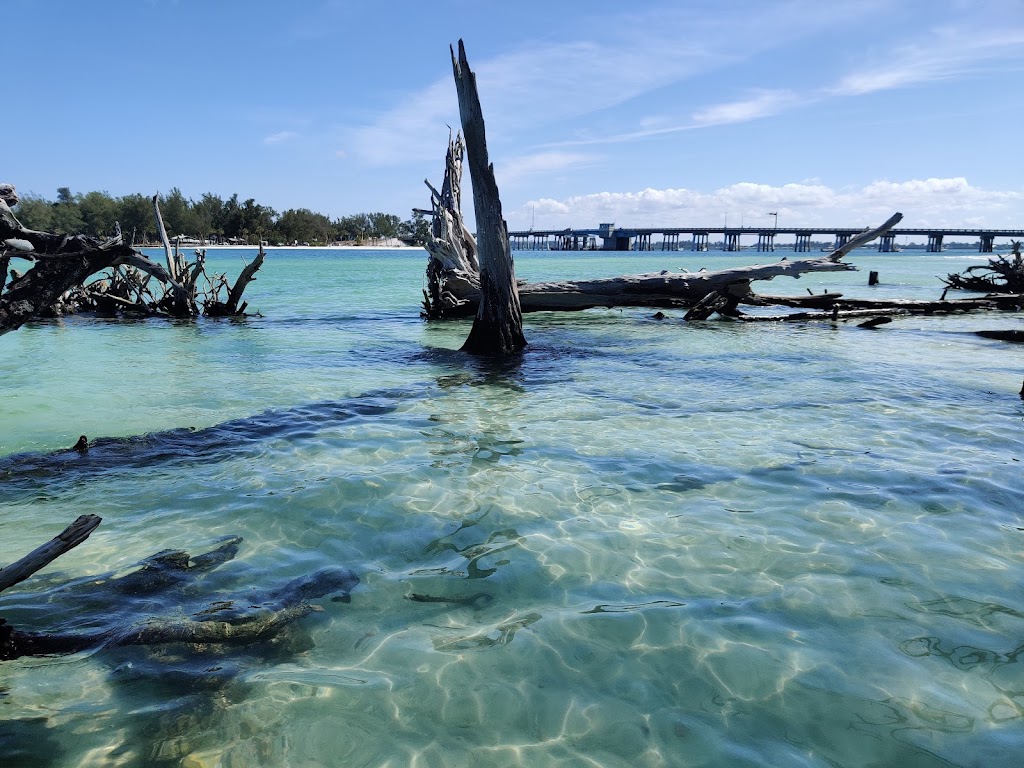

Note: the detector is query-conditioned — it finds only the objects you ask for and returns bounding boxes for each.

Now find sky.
[4,0,1023,233]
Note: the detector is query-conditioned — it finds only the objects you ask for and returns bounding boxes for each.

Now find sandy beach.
[139,239,423,251]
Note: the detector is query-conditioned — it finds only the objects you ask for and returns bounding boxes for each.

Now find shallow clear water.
[1,247,1022,767]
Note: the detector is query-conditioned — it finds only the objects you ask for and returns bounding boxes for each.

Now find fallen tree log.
[419,142,903,318]
[0,515,102,594]
[736,293,1024,323]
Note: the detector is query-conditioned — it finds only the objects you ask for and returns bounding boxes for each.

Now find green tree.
[79,190,119,237]
[159,187,194,238]
[117,193,155,245]
[368,212,401,240]
[399,210,430,245]
[192,192,224,242]
[220,193,242,239]
[238,198,277,243]
[275,208,335,245]
[336,213,371,242]
[11,193,54,232]
[50,187,84,234]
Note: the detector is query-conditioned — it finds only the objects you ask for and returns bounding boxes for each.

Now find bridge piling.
[506,225,1021,252]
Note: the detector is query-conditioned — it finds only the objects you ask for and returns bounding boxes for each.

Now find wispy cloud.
[495,151,598,187]
[263,131,300,145]
[348,0,862,165]
[692,90,803,127]
[831,27,1024,95]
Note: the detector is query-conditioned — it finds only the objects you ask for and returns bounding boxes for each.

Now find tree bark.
[450,40,526,356]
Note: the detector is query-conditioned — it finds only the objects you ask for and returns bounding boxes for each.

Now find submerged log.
[0,532,359,661]
[0,515,102,594]
[450,40,526,356]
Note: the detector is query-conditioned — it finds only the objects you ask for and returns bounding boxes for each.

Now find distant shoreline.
[137,241,424,251]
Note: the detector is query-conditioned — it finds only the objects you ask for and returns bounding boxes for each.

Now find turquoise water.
[1,247,1022,767]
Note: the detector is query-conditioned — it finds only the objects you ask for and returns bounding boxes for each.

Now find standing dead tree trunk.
[421,131,481,319]
[450,40,526,356]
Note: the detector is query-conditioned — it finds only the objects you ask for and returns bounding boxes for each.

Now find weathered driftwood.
[1,183,265,331]
[213,242,266,316]
[943,241,1023,293]
[152,194,198,316]
[0,195,182,333]
[450,40,526,356]
[419,147,903,318]
[737,293,1024,323]
[0,515,102,594]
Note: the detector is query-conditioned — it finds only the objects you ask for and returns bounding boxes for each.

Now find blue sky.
[5,0,1023,232]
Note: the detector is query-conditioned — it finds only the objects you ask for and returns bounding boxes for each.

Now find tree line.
[12,187,430,246]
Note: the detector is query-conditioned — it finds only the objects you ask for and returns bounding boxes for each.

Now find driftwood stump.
[450,40,526,356]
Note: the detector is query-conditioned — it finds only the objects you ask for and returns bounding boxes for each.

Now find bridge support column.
[835,233,850,249]
[661,233,680,251]
[634,233,652,251]
[878,234,896,252]
[979,234,995,253]
[532,234,549,250]
[926,234,944,252]
[692,232,708,251]
[794,233,812,252]
[724,232,741,251]
[757,232,775,252]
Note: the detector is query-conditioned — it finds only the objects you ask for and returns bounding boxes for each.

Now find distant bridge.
[507,224,1024,253]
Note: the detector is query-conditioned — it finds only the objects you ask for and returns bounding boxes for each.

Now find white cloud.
[520,178,1023,230]
[263,131,300,145]
[692,90,803,127]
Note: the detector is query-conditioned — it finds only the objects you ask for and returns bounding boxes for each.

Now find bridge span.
[507,224,1024,253]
